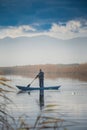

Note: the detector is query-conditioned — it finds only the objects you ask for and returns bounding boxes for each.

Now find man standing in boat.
[36,69,44,88]
[36,69,44,97]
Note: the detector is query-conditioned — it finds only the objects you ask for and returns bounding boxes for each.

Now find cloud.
[46,20,87,39]
[0,20,87,40]
[0,25,36,39]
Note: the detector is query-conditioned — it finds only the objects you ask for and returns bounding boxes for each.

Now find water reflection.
[39,90,44,110]
[17,89,45,110]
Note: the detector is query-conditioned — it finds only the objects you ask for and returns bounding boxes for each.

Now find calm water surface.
[4,75,87,130]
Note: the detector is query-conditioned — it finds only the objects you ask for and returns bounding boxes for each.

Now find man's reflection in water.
[39,90,44,110]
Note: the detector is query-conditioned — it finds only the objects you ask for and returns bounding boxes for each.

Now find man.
[36,69,44,88]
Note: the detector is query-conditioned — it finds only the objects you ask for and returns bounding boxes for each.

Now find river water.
[2,75,87,130]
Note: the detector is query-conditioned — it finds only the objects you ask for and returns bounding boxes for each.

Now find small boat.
[16,85,61,91]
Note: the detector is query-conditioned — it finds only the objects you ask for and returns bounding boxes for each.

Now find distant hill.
[0,36,87,66]
[0,35,87,45]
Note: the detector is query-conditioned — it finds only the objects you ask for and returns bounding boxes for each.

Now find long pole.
[27,77,37,87]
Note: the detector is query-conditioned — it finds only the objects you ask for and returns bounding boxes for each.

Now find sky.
[0,0,87,66]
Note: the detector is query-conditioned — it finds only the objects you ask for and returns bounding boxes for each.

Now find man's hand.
[35,75,38,78]
[27,84,30,87]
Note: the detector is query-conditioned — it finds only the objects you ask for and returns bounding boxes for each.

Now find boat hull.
[16,85,60,91]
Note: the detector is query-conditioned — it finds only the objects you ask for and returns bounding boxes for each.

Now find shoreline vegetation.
[0,63,87,81]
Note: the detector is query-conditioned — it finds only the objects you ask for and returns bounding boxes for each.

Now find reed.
[0,76,15,130]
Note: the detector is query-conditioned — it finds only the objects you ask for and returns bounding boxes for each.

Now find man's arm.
[35,74,39,78]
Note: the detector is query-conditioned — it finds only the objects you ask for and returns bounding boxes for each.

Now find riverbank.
[0,63,87,81]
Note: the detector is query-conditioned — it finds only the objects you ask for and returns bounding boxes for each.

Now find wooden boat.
[16,85,61,91]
